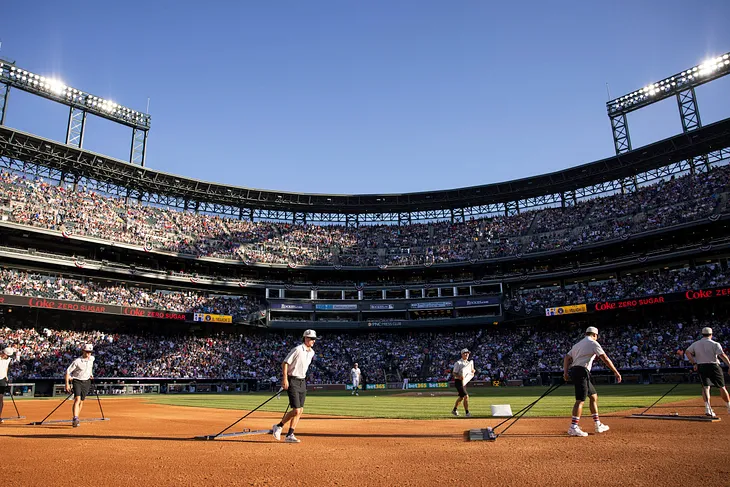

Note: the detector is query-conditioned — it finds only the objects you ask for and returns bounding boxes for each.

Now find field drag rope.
[471,381,564,442]
[194,387,288,441]
[1,388,26,421]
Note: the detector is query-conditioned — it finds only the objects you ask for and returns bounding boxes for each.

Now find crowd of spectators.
[1,163,727,266]
[0,268,260,321]
[507,263,729,310]
[1,318,726,383]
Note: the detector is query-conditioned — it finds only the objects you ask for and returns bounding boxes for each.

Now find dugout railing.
[3,383,35,397]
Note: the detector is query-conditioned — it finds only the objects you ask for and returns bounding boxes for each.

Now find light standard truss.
[0,60,150,165]
[607,53,730,154]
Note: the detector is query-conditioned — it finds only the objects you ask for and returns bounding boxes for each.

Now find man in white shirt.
[685,327,730,417]
[272,330,317,444]
[65,343,95,428]
[563,327,622,437]
[452,349,476,418]
[0,347,19,423]
[350,363,361,396]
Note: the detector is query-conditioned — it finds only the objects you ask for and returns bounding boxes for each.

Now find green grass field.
[144,384,711,419]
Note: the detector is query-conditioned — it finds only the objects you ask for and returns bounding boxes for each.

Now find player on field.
[452,348,475,417]
[563,327,622,437]
[65,343,95,427]
[685,327,730,418]
[0,347,20,423]
[272,329,317,443]
[350,363,361,396]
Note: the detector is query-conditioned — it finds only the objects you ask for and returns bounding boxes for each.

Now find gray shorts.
[72,379,91,400]
[287,377,307,409]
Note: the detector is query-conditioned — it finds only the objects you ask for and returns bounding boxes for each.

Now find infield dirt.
[1,398,727,486]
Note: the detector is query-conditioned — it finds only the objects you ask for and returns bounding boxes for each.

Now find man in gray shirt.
[272,329,317,443]
[685,327,730,418]
[563,327,622,437]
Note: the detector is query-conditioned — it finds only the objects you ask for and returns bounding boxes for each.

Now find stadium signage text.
[591,286,730,312]
[545,304,587,316]
[684,287,730,300]
[410,301,453,310]
[593,296,665,311]
[315,303,358,311]
[193,312,233,323]
[0,294,191,321]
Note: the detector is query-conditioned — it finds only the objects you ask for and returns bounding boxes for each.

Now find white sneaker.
[594,422,610,433]
[451,410,459,417]
[285,434,300,443]
[706,411,717,418]
[272,424,282,441]
[568,425,588,437]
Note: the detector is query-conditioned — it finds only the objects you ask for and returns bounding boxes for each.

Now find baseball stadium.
[2,7,730,487]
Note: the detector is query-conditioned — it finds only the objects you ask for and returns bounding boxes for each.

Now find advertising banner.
[315,303,359,311]
[193,313,233,323]
[409,301,453,310]
[269,302,313,311]
[544,304,588,316]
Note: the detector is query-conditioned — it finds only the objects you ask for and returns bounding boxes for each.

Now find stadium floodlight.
[607,52,730,115]
[0,62,150,130]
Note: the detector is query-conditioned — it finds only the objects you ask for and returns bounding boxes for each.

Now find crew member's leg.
[568,367,589,436]
[273,378,305,442]
[452,380,466,416]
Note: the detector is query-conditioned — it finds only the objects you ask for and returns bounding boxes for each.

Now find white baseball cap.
[2,347,13,356]
[461,348,470,354]
[83,343,94,352]
[302,329,318,339]
[586,326,599,335]
[702,327,713,336]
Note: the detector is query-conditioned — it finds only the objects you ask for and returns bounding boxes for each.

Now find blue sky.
[2,1,730,194]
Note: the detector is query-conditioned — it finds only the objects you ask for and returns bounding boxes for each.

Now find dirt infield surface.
[1,398,728,486]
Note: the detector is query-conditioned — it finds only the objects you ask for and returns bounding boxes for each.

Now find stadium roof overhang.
[1,118,730,215]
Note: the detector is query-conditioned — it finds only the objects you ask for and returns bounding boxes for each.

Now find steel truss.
[0,82,9,125]
[66,107,86,148]
[610,113,631,154]
[677,88,702,133]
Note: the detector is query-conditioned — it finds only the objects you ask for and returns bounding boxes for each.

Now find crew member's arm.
[599,354,622,383]
[685,350,697,371]
[282,362,290,390]
[563,355,573,382]
[65,362,76,394]
[719,352,730,369]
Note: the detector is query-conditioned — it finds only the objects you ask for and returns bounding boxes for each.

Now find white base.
[490,404,513,417]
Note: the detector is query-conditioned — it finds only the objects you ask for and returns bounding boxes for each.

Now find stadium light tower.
[607,52,730,155]
[0,60,151,166]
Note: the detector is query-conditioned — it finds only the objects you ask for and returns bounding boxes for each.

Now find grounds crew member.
[563,327,622,437]
[273,330,317,443]
[452,348,475,417]
[685,327,730,417]
[350,363,361,396]
[65,343,95,427]
[0,347,19,423]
